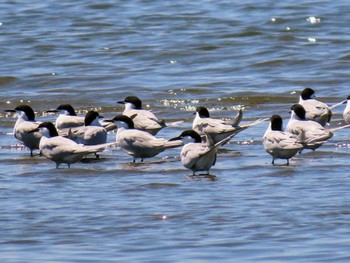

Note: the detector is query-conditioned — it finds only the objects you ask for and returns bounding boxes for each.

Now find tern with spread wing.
[193,106,266,144]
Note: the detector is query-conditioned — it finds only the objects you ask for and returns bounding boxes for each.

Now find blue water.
[1,0,350,262]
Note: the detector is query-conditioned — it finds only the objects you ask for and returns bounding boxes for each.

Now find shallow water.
[1,0,350,262]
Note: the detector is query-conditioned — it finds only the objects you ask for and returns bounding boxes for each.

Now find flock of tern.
[4,89,350,174]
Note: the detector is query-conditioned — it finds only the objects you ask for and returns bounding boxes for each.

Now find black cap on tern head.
[38,122,59,137]
[84,111,101,126]
[57,104,77,116]
[291,104,306,120]
[196,106,210,118]
[347,95,350,100]
[270,115,283,131]
[301,88,315,100]
[112,114,135,129]
[13,105,36,121]
[118,96,142,109]
[170,129,202,143]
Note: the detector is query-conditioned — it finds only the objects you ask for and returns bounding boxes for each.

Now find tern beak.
[28,128,40,133]
[117,101,125,104]
[45,110,58,113]
[169,136,182,141]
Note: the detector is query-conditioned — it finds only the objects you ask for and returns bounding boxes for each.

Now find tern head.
[106,115,135,129]
[301,88,316,100]
[117,96,142,110]
[5,105,36,121]
[195,106,210,118]
[56,104,77,116]
[170,130,202,144]
[291,104,307,120]
[29,122,58,137]
[347,95,350,101]
[84,111,103,126]
[270,115,283,131]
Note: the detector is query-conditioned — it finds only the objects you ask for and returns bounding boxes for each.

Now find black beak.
[102,119,114,123]
[28,128,39,134]
[5,109,16,113]
[45,110,58,113]
[117,101,125,104]
[169,136,182,141]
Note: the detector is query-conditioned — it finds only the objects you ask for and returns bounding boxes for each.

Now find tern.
[46,104,85,130]
[262,115,303,165]
[170,130,235,175]
[117,96,166,135]
[193,106,266,144]
[299,88,332,126]
[286,104,350,151]
[5,105,42,156]
[46,104,115,132]
[30,122,112,168]
[343,95,350,124]
[68,111,107,146]
[105,115,183,162]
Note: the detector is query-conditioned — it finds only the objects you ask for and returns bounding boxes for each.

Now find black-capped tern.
[5,105,42,156]
[262,115,303,165]
[30,122,112,168]
[117,96,166,135]
[68,111,107,146]
[286,104,350,151]
[343,95,350,124]
[105,115,183,162]
[193,106,266,144]
[171,130,235,175]
[46,104,115,132]
[46,104,85,130]
[299,88,332,126]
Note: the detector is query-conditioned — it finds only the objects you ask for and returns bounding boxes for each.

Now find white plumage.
[262,115,303,165]
[193,106,266,144]
[6,105,42,156]
[31,122,111,168]
[118,96,166,135]
[106,115,183,162]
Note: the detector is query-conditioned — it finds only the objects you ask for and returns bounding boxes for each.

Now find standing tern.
[46,104,85,130]
[299,88,332,126]
[343,95,350,124]
[286,104,350,151]
[68,111,107,146]
[170,130,235,175]
[29,122,113,168]
[105,115,183,162]
[262,115,303,165]
[46,104,115,132]
[5,105,42,156]
[193,106,266,144]
[117,96,166,135]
